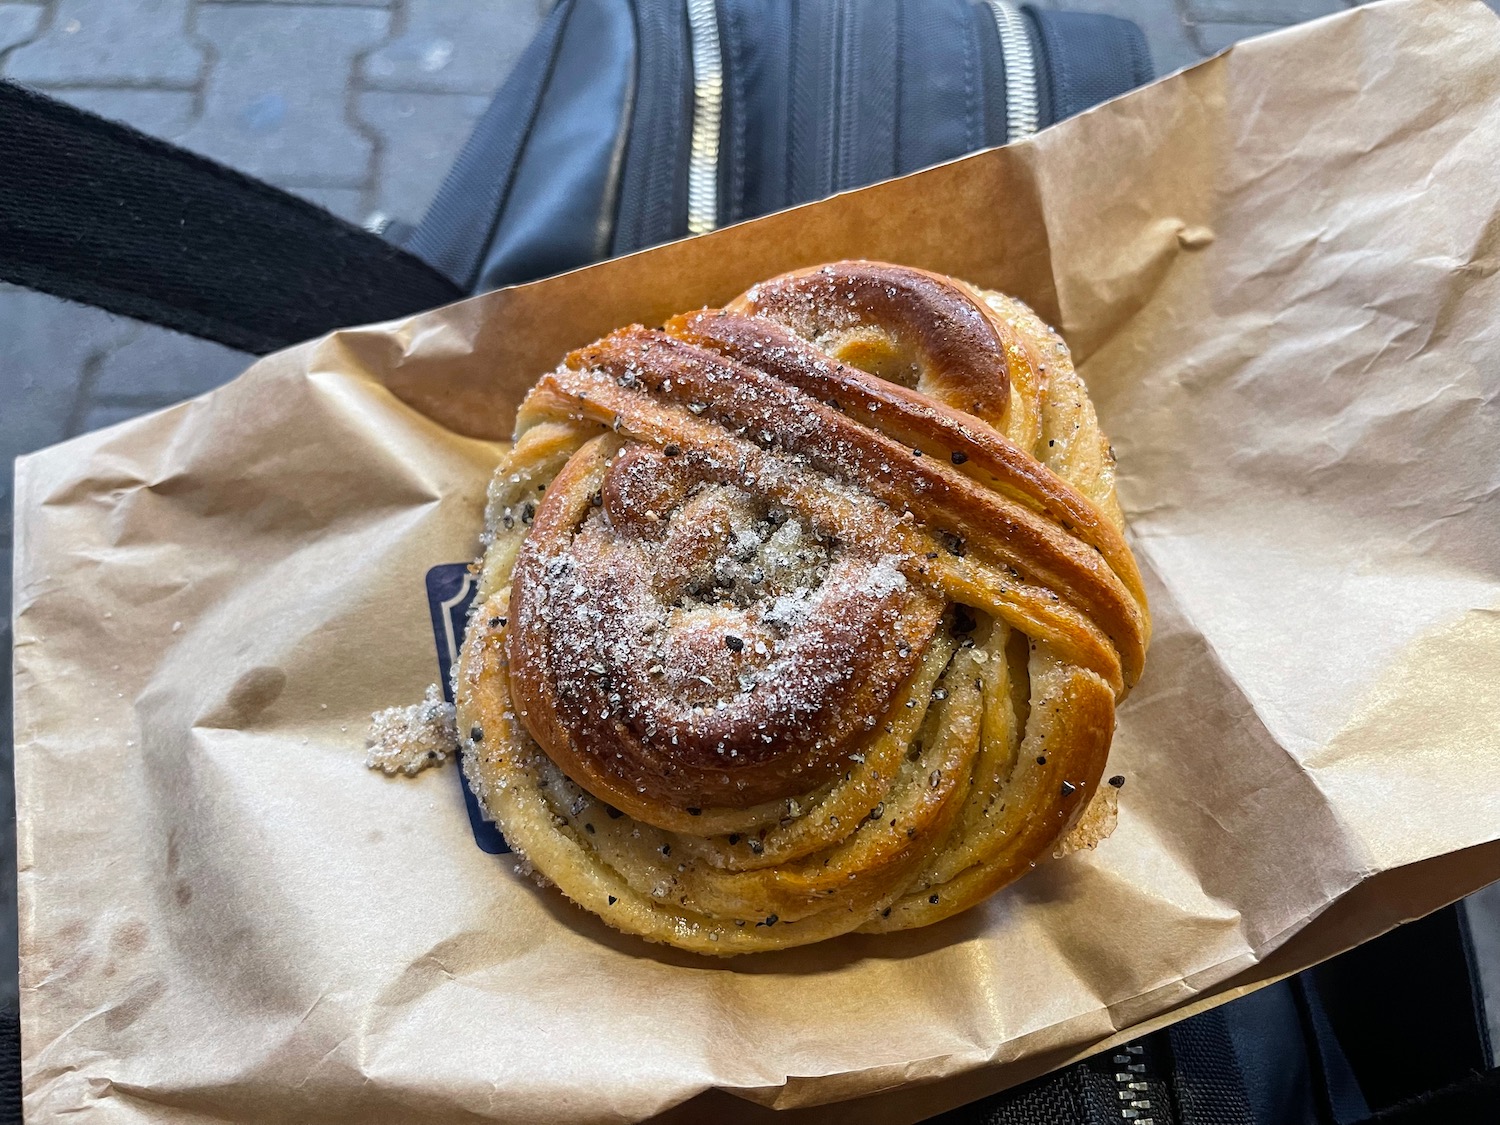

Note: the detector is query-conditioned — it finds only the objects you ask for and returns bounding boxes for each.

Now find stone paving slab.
[6,0,203,86]
[49,85,197,137]
[359,88,490,219]
[1033,0,1210,76]
[212,0,389,6]
[1193,20,1295,52]
[87,314,251,404]
[0,3,41,55]
[0,287,247,498]
[1185,0,1346,20]
[363,0,540,94]
[291,186,368,224]
[177,3,390,187]
[1,287,135,509]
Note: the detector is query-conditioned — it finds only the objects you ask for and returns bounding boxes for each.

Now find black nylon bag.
[399,0,1153,293]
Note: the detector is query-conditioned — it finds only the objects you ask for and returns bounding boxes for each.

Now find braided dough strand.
[456,261,1148,954]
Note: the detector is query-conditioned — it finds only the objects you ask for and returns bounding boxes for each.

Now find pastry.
[455,261,1149,954]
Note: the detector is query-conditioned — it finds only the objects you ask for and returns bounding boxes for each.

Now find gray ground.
[2,0,1496,1025]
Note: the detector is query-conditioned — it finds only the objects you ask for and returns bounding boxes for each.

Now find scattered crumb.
[171,621,183,633]
[511,850,553,888]
[1053,783,1119,859]
[365,684,456,777]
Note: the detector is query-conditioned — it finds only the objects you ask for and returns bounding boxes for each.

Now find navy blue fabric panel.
[895,0,982,176]
[475,0,637,290]
[1168,1008,1256,1125]
[787,0,841,206]
[835,0,900,192]
[970,0,1008,148]
[610,0,692,254]
[1025,8,1152,125]
[1309,907,1483,1116]
[1216,984,1321,1125]
[1295,975,1373,1125]
[1218,984,1326,1125]
[718,0,793,221]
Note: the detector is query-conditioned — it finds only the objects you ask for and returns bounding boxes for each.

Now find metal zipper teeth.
[985,0,1040,142]
[685,0,724,235]
[1112,1043,1157,1124]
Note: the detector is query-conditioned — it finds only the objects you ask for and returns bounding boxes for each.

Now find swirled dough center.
[511,442,944,815]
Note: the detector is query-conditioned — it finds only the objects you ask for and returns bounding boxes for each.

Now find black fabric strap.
[0,1010,16,1125]
[0,80,462,355]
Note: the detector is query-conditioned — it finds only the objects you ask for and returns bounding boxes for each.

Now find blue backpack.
[394,0,1151,293]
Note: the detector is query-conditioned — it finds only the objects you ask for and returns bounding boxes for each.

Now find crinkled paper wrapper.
[13,2,1500,1121]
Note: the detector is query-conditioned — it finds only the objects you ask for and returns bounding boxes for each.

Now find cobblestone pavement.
[2,0,1496,1013]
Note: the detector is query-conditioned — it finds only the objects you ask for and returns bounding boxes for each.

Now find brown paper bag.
[14,1,1500,1120]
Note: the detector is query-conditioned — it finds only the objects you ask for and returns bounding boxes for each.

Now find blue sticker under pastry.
[426,562,510,854]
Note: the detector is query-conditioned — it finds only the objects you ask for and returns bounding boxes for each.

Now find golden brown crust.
[506,434,945,815]
[455,260,1149,954]
[728,261,1014,427]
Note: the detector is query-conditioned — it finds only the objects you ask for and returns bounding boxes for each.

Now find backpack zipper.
[686,0,1032,235]
[984,0,1039,142]
[1112,1042,1158,1123]
[685,0,724,234]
